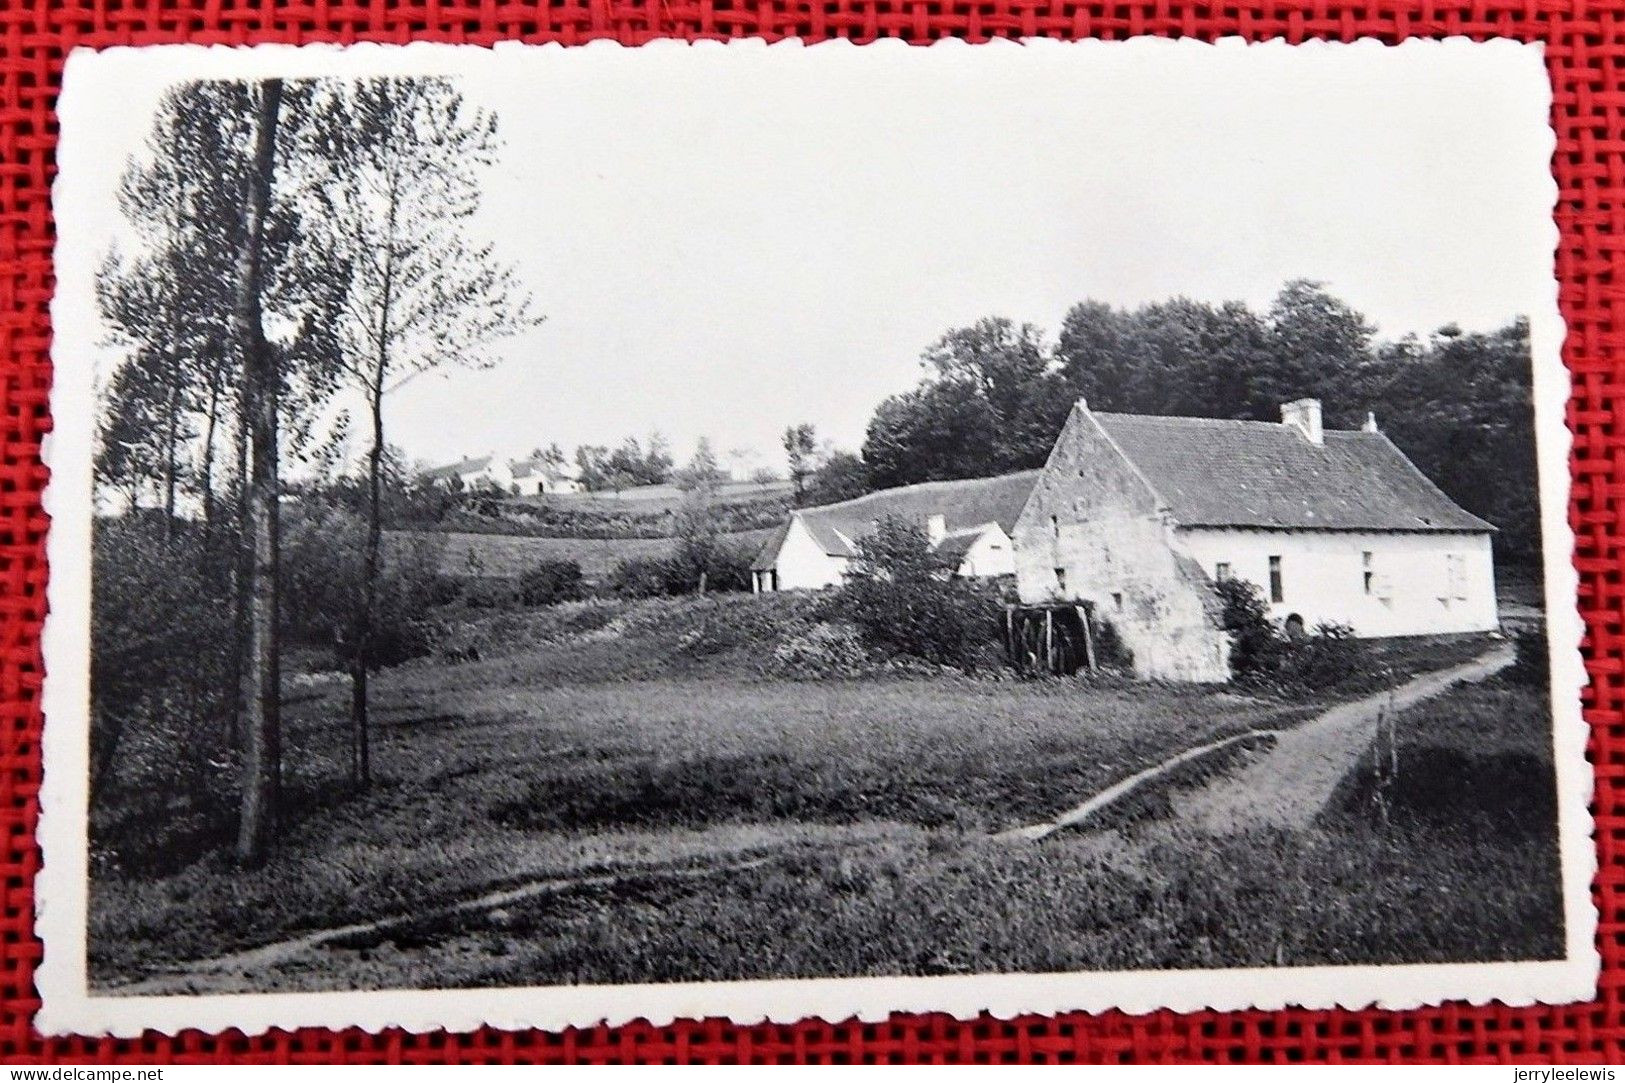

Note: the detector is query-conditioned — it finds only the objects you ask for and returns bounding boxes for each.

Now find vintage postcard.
[38,37,1595,1036]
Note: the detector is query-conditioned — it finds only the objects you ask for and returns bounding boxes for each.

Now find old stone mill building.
[753,397,1499,681]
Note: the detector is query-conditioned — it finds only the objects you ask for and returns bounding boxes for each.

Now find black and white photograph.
[38,39,1593,1035]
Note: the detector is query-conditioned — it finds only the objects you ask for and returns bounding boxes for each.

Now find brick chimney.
[1281,398,1324,446]
[926,514,947,545]
[1362,411,1380,433]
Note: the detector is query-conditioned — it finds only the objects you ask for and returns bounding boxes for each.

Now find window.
[1215,562,1231,582]
[1054,567,1067,594]
[1050,515,1060,539]
[1112,591,1123,611]
[1268,555,1283,603]
[1362,551,1374,596]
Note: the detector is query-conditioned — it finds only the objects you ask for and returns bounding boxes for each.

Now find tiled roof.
[752,471,1038,571]
[420,454,493,481]
[931,528,986,565]
[795,470,1041,558]
[749,520,792,572]
[1091,413,1494,533]
[511,457,579,482]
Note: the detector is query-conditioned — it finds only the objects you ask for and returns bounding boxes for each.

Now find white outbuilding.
[750,471,1039,593]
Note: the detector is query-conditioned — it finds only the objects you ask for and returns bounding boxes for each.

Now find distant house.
[1012,398,1498,682]
[511,454,585,495]
[421,453,586,495]
[749,471,1039,593]
[420,454,513,492]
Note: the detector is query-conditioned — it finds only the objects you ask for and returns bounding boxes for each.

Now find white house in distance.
[511,453,585,495]
[420,454,513,492]
[421,452,585,495]
[750,471,1039,593]
[1012,398,1499,682]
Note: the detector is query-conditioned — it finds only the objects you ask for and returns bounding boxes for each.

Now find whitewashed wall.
[1176,527,1498,636]
[762,517,847,591]
[956,525,1016,579]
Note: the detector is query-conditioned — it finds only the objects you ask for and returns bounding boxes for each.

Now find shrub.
[1215,577,1363,693]
[607,544,753,599]
[1090,615,1135,672]
[517,559,585,606]
[772,621,872,677]
[825,516,1003,671]
[90,517,239,871]
[607,555,677,599]
[1216,577,1284,677]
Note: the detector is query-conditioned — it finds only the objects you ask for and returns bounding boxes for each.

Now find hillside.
[389,527,776,581]
[418,481,795,541]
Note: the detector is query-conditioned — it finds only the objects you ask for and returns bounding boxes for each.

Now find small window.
[1112,591,1123,611]
[1215,562,1231,582]
[1362,551,1374,596]
[1268,556,1284,604]
[1050,515,1060,539]
[1054,567,1067,594]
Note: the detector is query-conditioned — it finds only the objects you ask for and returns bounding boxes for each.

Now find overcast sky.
[62,39,1555,475]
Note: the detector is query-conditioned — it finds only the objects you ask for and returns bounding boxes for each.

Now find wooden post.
[1076,605,1097,671]
[1044,609,1054,674]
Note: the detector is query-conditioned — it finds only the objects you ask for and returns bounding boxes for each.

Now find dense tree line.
[852,282,1539,564]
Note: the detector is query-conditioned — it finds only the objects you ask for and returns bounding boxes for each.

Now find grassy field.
[87,593,1564,991]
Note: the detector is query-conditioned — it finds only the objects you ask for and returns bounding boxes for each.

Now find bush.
[607,555,678,599]
[607,543,754,599]
[1215,578,1363,693]
[517,559,585,606]
[90,517,239,871]
[824,516,1003,671]
[772,621,872,677]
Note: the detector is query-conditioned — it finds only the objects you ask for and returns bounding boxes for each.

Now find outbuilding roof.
[1091,412,1495,533]
[750,470,1040,570]
[420,454,493,481]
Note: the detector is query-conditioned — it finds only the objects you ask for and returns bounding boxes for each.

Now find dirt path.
[110,853,780,996]
[1176,643,1513,833]
[1005,644,1515,840]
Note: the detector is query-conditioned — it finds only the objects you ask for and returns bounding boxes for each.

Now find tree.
[95,82,266,528]
[860,317,1070,488]
[576,434,672,491]
[674,436,725,491]
[311,77,541,790]
[783,423,819,503]
[233,78,285,866]
[922,317,1067,470]
[94,361,168,514]
[805,449,870,506]
[1368,318,1539,562]
[862,380,1000,489]
[1254,279,1375,427]
[574,444,612,491]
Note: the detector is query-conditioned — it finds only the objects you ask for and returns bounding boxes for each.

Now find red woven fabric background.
[0,1,1617,1066]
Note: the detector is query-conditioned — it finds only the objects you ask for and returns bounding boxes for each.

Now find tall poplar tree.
[312,77,541,790]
